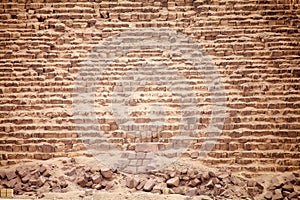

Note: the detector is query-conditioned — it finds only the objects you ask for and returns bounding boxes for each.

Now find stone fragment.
[28,177,39,186]
[212,177,219,184]
[94,184,102,190]
[206,179,214,188]
[21,175,30,183]
[187,169,197,179]
[189,178,201,187]
[152,184,162,194]
[162,187,170,194]
[65,167,76,176]
[6,171,17,181]
[271,177,283,188]
[214,184,222,195]
[282,190,290,197]
[247,180,256,187]
[282,184,294,192]
[190,151,199,159]
[247,187,260,197]
[43,170,51,177]
[256,182,264,190]
[136,180,146,190]
[126,176,139,189]
[169,171,176,178]
[5,179,17,188]
[0,172,5,179]
[181,168,188,174]
[166,177,180,187]
[182,176,190,181]
[16,167,27,178]
[39,165,47,174]
[143,179,155,191]
[60,180,68,189]
[172,186,187,195]
[288,191,298,199]
[203,172,210,180]
[85,181,93,188]
[37,176,46,187]
[186,187,198,196]
[218,173,230,180]
[106,182,115,190]
[14,183,23,195]
[272,189,283,200]
[264,191,273,199]
[100,168,112,179]
[209,171,216,177]
[37,191,45,199]
[285,173,296,182]
[77,178,88,187]
[92,175,102,184]
[85,189,93,196]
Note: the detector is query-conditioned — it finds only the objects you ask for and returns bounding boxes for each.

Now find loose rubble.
[0,158,299,199]
[264,174,300,200]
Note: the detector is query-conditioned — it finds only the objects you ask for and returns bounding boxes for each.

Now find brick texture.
[0,0,299,174]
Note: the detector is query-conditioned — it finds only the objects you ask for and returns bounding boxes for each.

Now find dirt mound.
[0,156,299,200]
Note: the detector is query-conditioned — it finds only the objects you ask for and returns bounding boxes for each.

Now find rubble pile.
[0,163,60,198]
[264,174,300,200]
[0,158,299,199]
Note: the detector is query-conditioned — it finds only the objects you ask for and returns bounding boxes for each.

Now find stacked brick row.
[0,0,299,174]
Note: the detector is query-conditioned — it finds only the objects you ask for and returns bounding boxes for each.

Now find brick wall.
[0,0,299,174]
